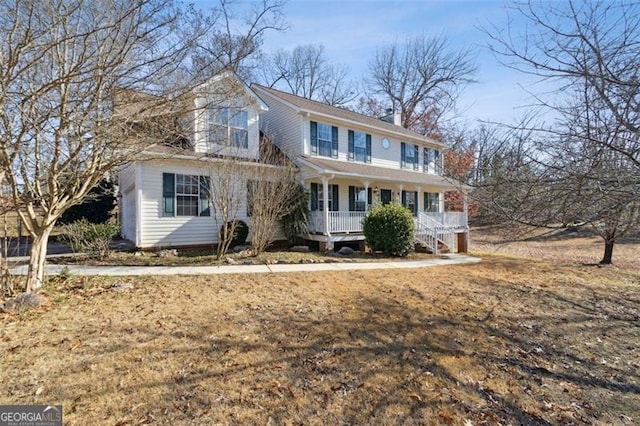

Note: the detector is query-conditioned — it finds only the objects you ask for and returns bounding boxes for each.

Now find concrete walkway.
[9,254,481,276]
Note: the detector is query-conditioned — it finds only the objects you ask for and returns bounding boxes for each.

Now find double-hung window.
[208,107,248,148]
[310,121,338,158]
[349,186,371,211]
[348,130,372,163]
[434,149,442,174]
[423,147,442,174]
[317,123,332,157]
[401,190,418,216]
[162,173,210,217]
[424,192,440,212]
[401,142,419,170]
[310,183,339,211]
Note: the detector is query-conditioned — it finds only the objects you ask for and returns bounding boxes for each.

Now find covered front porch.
[297,156,470,252]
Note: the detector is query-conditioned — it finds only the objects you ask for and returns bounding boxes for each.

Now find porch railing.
[309,211,467,243]
[308,211,367,234]
[416,213,458,254]
[422,212,468,229]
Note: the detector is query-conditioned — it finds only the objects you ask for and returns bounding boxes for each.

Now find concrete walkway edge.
[9,254,481,276]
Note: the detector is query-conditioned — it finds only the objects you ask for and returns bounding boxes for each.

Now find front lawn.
[1,255,638,424]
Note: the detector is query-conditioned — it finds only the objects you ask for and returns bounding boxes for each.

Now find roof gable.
[198,71,269,112]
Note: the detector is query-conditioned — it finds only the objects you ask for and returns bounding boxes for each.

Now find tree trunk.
[25,226,53,293]
[600,239,614,265]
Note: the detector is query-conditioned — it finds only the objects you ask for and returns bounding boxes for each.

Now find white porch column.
[416,186,423,214]
[361,180,370,210]
[397,184,404,203]
[322,176,330,235]
[439,191,445,213]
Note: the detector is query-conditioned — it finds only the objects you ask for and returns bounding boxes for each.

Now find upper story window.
[423,147,442,175]
[162,173,210,217]
[401,142,419,170]
[348,130,372,163]
[310,121,338,158]
[208,107,248,149]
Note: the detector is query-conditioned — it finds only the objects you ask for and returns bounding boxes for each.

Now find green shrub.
[60,218,119,259]
[362,202,415,256]
[221,220,249,248]
[279,184,309,244]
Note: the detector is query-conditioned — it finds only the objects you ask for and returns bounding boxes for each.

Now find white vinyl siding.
[253,85,445,172]
[137,159,251,248]
[118,163,138,242]
[253,88,303,158]
[305,121,439,171]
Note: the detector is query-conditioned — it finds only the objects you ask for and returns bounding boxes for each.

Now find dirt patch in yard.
[1,255,639,425]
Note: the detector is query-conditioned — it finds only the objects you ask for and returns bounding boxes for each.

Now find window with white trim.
[208,107,248,148]
[317,123,333,157]
[162,173,210,217]
[310,121,338,158]
[402,190,417,215]
[352,187,367,211]
[423,147,442,175]
[401,142,419,170]
[424,192,440,212]
[310,183,339,211]
[318,184,333,211]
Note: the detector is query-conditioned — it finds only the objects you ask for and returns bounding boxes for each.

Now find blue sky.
[199,0,542,126]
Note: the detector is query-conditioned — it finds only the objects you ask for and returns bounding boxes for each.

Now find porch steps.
[415,213,456,255]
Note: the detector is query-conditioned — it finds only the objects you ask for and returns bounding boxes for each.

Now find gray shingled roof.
[251,84,442,146]
[297,155,457,190]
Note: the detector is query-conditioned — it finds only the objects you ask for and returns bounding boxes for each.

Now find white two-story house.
[251,84,469,253]
[119,73,468,252]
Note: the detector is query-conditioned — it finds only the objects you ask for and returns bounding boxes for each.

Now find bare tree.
[0,0,195,292]
[246,139,299,256]
[202,155,248,259]
[366,34,476,130]
[0,180,16,296]
[477,0,640,264]
[260,44,357,107]
[484,0,640,169]
[192,0,287,83]
[471,108,640,264]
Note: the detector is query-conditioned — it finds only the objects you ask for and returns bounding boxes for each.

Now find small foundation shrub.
[60,219,119,259]
[362,203,415,256]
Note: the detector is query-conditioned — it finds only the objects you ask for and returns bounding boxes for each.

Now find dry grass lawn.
[472,224,639,270]
[1,248,639,424]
